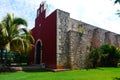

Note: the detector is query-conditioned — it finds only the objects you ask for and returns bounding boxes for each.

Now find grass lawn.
[0,67,120,80]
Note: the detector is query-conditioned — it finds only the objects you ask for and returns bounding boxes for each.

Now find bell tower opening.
[37,1,47,17]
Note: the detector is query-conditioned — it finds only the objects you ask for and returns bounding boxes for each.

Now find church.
[29,2,120,70]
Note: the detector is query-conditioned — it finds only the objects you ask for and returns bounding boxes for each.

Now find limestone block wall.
[115,35,120,47]
[104,32,117,46]
[56,9,70,68]
[104,32,112,44]
[68,31,83,69]
[98,29,107,46]
[92,28,107,48]
[92,28,101,48]
[56,9,120,69]
[110,33,117,46]
[68,19,120,69]
[68,20,96,69]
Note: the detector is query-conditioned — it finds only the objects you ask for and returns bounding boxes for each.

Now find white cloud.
[45,0,120,33]
[0,0,120,34]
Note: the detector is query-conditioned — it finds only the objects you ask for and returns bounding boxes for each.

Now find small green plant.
[77,27,84,33]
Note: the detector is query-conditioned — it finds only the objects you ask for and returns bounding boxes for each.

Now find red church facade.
[30,3,57,69]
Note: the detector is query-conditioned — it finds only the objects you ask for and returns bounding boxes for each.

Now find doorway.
[35,41,42,64]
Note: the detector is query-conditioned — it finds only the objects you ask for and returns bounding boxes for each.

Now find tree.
[114,0,120,16]
[114,0,120,4]
[0,13,34,57]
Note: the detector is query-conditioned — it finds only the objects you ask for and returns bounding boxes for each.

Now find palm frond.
[20,34,34,44]
[13,18,27,27]
[11,37,25,52]
[0,13,34,54]
[11,37,32,53]
[19,28,29,34]
[1,13,13,37]
[18,28,35,44]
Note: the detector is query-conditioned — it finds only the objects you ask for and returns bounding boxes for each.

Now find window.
[37,10,40,17]
[41,5,44,13]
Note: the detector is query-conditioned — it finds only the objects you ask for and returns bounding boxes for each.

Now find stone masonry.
[56,10,70,68]
[56,9,120,69]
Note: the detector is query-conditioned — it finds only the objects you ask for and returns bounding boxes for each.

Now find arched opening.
[35,41,42,64]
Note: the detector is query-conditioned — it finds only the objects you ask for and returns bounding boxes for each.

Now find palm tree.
[0,13,34,55]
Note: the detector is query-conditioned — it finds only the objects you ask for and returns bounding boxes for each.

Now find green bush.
[89,48,100,68]
[89,44,120,68]
[7,51,28,66]
[14,53,28,64]
[100,44,120,67]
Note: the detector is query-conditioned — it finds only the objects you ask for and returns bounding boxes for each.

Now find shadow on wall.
[113,77,120,80]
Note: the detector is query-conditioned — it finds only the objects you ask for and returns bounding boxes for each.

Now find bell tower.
[36,1,47,17]
[35,1,47,29]
[33,2,47,64]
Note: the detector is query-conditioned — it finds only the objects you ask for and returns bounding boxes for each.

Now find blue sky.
[0,0,120,34]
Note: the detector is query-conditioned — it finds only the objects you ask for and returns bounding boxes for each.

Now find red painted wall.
[30,5,57,69]
[41,11,57,69]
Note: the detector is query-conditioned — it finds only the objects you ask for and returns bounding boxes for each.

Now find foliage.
[77,27,84,33]
[0,13,34,53]
[13,52,28,64]
[114,0,120,17]
[100,44,120,67]
[89,48,100,68]
[0,13,34,66]
[114,0,120,4]
[89,44,120,68]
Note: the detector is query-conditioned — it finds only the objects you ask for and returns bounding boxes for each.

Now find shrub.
[100,44,120,67]
[89,44,120,68]
[89,48,100,68]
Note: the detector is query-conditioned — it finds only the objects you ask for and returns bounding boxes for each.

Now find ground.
[0,67,120,80]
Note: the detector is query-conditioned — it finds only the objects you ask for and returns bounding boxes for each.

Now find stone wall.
[92,28,101,48]
[56,9,70,68]
[115,35,120,47]
[68,20,120,69]
[68,20,96,69]
[104,32,112,44]
[68,31,83,69]
[56,9,120,69]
